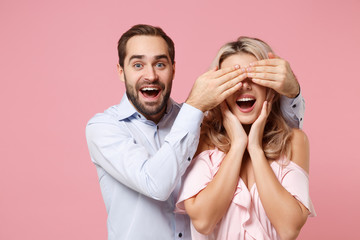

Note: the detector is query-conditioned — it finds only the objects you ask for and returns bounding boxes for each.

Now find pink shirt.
[176,148,316,240]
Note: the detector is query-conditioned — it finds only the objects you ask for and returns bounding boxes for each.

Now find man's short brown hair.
[117,24,175,68]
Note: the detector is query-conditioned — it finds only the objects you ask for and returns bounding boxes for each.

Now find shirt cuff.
[280,90,305,128]
[172,103,204,134]
[280,90,303,107]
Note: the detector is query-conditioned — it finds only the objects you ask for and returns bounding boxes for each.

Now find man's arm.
[86,65,246,201]
[86,103,203,201]
[280,92,305,128]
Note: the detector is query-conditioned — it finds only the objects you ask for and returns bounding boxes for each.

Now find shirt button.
[292,104,297,108]
[137,114,141,118]
[300,118,303,121]
[178,232,182,238]
[187,157,191,161]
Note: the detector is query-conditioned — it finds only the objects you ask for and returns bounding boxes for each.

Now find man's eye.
[156,63,165,68]
[134,63,143,69]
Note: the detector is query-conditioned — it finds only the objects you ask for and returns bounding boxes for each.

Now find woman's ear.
[266,89,276,102]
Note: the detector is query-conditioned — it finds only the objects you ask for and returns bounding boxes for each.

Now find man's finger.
[268,52,281,59]
[251,78,278,89]
[247,72,279,81]
[219,73,247,92]
[247,66,279,74]
[219,81,243,101]
[250,58,282,67]
[212,64,241,78]
[217,69,246,85]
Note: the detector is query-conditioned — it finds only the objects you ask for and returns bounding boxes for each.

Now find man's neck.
[144,108,166,124]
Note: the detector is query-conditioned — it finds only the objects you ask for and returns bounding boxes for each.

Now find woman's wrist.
[230,140,247,151]
[248,146,264,159]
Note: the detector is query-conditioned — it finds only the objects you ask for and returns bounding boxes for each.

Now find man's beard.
[124,75,172,118]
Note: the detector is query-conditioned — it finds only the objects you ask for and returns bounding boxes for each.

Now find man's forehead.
[125,35,170,61]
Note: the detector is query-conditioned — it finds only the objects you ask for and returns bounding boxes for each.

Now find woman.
[176,37,315,240]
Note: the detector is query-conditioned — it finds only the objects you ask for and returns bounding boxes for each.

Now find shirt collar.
[115,94,174,121]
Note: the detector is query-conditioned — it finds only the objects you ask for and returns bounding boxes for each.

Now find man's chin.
[126,90,170,119]
[136,101,166,116]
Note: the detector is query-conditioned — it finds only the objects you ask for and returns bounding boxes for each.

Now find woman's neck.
[243,124,252,135]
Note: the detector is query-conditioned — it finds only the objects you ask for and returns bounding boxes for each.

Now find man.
[86,24,304,240]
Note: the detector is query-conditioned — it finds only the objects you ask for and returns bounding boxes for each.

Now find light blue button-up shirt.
[86,92,304,240]
[86,94,204,240]
[280,92,305,129]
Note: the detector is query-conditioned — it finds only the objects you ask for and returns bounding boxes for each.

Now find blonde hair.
[202,36,292,160]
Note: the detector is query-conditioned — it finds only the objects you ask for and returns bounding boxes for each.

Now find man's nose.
[144,66,158,82]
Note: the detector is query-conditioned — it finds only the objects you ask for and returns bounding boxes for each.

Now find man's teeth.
[237,98,255,102]
[142,87,159,91]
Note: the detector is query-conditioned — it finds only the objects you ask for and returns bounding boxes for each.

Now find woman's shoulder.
[289,128,310,174]
[193,135,226,167]
[194,135,216,156]
[290,128,309,150]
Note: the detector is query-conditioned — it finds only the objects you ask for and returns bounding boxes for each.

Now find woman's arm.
[249,128,310,240]
[184,102,247,235]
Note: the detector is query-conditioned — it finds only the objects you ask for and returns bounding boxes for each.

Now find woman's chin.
[238,116,256,125]
[240,119,255,125]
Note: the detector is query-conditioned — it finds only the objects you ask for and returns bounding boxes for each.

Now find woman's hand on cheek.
[220,102,247,148]
[247,101,271,154]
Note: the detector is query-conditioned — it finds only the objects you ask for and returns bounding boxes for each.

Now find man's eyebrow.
[155,54,170,61]
[128,54,170,64]
[128,55,144,62]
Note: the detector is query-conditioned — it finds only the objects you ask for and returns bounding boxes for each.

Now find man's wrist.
[286,85,300,98]
[185,99,206,112]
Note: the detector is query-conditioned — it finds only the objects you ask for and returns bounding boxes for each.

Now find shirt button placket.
[155,125,161,148]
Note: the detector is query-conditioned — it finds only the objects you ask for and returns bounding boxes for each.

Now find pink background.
[1,0,359,239]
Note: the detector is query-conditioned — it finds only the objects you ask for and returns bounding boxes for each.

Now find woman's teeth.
[237,97,255,102]
[236,98,256,109]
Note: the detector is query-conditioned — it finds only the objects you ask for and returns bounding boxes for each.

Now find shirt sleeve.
[281,162,316,217]
[86,103,204,201]
[280,90,305,129]
[175,151,214,213]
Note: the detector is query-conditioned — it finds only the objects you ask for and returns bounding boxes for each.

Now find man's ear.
[117,63,125,82]
[172,61,176,79]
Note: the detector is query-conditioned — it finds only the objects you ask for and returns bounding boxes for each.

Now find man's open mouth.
[140,87,161,98]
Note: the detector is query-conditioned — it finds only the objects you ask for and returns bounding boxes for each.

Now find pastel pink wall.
[1,0,359,239]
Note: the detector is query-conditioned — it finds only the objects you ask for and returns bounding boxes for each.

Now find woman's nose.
[241,79,252,90]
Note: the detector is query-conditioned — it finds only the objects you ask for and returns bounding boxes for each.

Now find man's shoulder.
[87,104,122,125]
[86,98,183,127]
[85,104,133,141]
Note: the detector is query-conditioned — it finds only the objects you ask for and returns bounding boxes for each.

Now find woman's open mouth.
[236,96,256,113]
